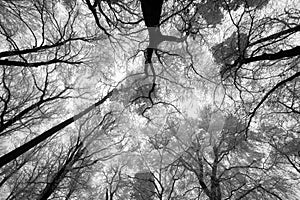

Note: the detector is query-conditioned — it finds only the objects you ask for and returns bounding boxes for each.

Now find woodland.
[0,0,300,199]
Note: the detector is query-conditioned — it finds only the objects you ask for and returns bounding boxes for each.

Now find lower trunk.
[210,181,221,200]
[37,145,83,200]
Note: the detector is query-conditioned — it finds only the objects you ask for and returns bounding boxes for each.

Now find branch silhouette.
[0,90,114,168]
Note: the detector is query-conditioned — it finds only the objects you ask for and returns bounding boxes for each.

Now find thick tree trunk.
[140,0,163,64]
[140,0,184,64]
[140,0,163,27]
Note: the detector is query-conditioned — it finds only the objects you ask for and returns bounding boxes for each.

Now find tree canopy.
[0,0,300,199]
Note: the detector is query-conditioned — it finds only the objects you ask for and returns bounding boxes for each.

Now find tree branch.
[243,46,300,64]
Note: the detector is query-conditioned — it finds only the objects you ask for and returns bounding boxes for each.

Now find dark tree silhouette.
[141,0,163,64]
[140,0,163,28]
[0,90,114,168]
[140,0,186,64]
[138,0,188,117]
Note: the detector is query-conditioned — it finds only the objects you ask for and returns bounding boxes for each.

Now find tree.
[102,164,127,200]
[1,0,300,199]
[210,0,300,136]
[1,106,125,200]
[172,108,297,200]
[0,0,115,167]
[132,171,155,200]
[0,89,114,168]
[0,66,72,136]
[0,0,97,67]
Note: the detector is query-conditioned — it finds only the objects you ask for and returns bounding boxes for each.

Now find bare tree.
[211,1,300,137]
[1,107,126,199]
[0,0,115,168]
[166,107,297,200]
[0,0,99,67]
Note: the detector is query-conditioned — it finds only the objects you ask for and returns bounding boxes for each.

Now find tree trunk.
[0,90,114,168]
[37,143,84,200]
[210,147,221,200]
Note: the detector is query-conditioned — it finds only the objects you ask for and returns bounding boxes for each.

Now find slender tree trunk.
[0,90,114,168]
[210,147,221,200]
[106,188,109,200]
[37,143,84,200]
[243,46,300,64]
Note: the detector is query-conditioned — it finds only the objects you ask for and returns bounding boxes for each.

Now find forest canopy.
[0,0,300,199]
